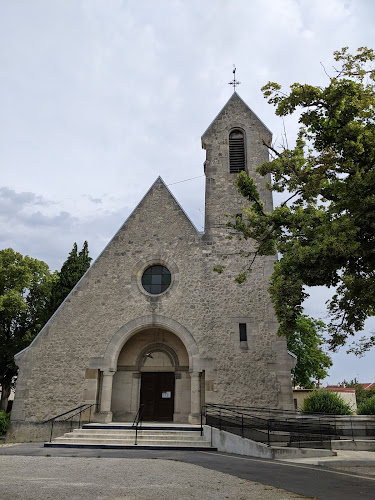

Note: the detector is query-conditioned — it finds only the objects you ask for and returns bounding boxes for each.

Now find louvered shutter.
[229,130,245,173]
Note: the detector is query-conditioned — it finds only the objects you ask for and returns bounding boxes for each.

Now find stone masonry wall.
[12,92,294,426]
[201,93,294,409]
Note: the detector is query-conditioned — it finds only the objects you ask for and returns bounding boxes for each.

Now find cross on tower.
[228,65,241,92]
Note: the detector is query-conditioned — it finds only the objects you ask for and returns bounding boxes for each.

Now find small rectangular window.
[239,323,247,342]
[235,213,242,227]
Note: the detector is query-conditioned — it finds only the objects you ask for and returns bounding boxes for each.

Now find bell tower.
[201,92,273,236]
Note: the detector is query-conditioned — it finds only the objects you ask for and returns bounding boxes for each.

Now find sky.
[1,0,374,385]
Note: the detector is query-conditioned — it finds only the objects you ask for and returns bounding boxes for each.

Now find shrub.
[357,395,375,415]
[0,411,10,435]
[301,390,353,415]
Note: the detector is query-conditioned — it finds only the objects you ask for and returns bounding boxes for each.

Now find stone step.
[64,432,205,441]
[45,424,215,450]
[82,424,202,432]
[69,429,202,437]
[45,442,215,450]
[51,437,212,446]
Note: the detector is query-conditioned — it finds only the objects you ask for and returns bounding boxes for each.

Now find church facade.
[11,93,295,435]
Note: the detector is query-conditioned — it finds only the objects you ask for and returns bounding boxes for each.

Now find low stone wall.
[203,426,336,459]
[332,439,375,451]
[6,421,79,443]
[326,416,375,437]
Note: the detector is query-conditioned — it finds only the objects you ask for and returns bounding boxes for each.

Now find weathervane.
[228,65,241,92]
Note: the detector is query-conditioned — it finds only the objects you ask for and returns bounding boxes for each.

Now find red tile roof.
[357,383,375,390]
[325,386,355,393]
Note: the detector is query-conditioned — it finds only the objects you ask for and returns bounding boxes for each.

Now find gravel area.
[0,456,309,500]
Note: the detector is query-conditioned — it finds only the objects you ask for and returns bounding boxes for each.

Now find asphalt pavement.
[1,442,374,500]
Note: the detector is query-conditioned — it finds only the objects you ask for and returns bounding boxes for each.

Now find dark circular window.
[142,265,171,295]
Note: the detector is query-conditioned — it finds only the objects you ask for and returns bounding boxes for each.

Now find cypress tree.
[50,241,92,313]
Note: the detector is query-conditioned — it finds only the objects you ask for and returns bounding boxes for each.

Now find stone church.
[11,93,295,436]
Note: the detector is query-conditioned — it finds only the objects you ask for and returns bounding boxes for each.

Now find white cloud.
[1,0,374,381]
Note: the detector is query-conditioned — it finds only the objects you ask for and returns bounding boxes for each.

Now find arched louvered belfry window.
[229,130,245,173]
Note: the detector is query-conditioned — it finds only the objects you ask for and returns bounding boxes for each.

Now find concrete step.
[82,424,202,431]
[45,442,215,450]
[45,425,216,450]
[72,428,200,437]
[50,437,212,446]
[64,432,206,441]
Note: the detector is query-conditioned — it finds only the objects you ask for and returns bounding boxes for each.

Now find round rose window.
[141,265,171,295]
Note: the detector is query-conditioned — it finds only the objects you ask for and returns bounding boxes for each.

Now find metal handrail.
[132,404,144,445]
[203,403,359,437]
[44,403,98,442]
[204,406,335,429]
[204,403,352,419]
[203,404,339,449]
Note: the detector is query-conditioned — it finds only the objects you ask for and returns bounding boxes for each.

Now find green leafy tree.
[49,241,92,314]
[228,47,375,353]
[287,315,332,388]
[301,389,353,415]
[339,381,375,405]
[0,249,57,411]
[357,395,375,415]
[354,384,375,406]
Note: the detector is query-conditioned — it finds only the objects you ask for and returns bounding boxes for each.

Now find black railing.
[132,404,144,445]
[43,403,98,442]
[203,404,341,449]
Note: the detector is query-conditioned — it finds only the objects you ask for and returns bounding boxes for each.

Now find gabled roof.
[15,176,201,359]
[123,176,202,234]
[201,92,272,147]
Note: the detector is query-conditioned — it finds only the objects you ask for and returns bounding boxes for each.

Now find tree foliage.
[229,47,375,353]
[301,389,353,415]
[356,385,375,405]
[287,315,332,388]
[0,249,57,411]
[49,241,91,314]
[0,242,92,412]
[357,395,375,415]
[346,383,375,406]
[0,410,10,435]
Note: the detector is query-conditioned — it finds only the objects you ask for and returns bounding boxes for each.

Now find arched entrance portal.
[110,328,193,422]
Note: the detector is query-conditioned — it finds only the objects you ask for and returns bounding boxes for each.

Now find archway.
[110,327,191,422]
[99,314,201,372]
[89,315,212,424]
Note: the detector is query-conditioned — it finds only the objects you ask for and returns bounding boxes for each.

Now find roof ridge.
[201,92,272,144]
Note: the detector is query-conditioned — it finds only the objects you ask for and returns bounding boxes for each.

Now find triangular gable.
[15,176,201,359]
[122,176,201,234]
[201,92,272,148]
[87,176,201,281]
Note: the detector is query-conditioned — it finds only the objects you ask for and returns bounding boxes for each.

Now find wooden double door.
[140,372,175,421]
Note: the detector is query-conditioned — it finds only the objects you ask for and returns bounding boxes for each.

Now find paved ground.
[0,455,308,500]
[279,449,375,467]
[330,465,375,476]
[1,443,375,500]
